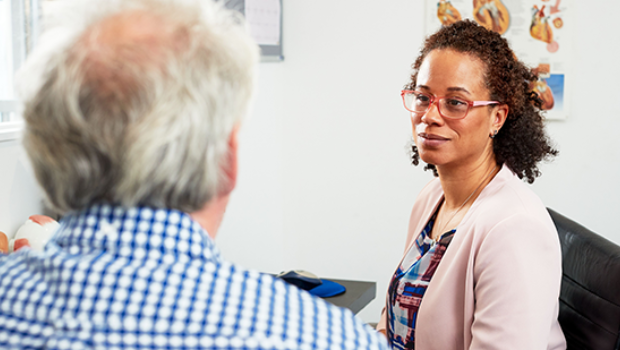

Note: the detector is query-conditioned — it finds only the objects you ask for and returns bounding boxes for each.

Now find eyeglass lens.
[404,92,469,119]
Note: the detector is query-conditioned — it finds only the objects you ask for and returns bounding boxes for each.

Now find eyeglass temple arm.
[472,101,500,107]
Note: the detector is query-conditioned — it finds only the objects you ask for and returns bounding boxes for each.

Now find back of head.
[18,0,259,214]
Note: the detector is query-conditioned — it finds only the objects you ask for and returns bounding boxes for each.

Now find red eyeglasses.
[401,90,499,120]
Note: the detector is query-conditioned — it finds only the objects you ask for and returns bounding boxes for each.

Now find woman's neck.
[436,157,499,211]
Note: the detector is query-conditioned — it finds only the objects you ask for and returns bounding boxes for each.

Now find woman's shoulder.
[481,166,548,216]
[470,165,558,242]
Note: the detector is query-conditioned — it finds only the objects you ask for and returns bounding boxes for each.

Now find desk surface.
[321,279,376,315]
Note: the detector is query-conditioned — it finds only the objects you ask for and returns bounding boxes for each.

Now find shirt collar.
[51,204,223,263]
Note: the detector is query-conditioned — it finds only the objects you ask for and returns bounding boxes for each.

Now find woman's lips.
[418,133,449,147]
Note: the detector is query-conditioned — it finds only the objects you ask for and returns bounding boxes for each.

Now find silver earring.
[490,130,498,139]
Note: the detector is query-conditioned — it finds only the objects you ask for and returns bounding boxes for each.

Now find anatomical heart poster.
[425,0,571,120]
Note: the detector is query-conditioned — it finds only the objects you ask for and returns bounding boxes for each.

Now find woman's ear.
[492,104,509,133]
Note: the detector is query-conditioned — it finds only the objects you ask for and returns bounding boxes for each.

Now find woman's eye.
[415,94,430,103]
[445,98,467,107]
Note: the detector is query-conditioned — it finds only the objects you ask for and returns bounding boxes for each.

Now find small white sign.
[245,0,281,46]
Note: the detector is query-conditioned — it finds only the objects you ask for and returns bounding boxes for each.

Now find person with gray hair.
[0,0,389,349]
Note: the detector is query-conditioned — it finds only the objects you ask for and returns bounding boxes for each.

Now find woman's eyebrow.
[415,85,472,95]
[446,87,472,95]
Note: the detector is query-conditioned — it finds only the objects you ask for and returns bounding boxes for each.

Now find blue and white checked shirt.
[0,204,389,350]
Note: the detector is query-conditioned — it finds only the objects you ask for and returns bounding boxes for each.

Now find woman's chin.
[418,152,444,167]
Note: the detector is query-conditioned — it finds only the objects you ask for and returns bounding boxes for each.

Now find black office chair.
[548,208,620,350]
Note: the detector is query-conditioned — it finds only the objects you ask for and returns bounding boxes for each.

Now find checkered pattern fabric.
[0,204,388,350]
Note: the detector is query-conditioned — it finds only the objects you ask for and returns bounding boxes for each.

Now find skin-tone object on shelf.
[9,215,60,253]
[0,232,7,254]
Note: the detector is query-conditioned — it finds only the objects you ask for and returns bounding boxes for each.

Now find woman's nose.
[420,101,444,125]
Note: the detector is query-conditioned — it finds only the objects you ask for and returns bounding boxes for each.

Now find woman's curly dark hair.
[408,20,557,183]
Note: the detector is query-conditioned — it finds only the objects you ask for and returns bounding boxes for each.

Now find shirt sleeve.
[469,212,563,349]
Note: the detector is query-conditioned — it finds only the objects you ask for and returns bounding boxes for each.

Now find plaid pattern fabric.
[386,215,455,350]
[0,204,389,350]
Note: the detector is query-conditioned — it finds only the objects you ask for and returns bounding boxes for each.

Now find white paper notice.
[245,0,281,46]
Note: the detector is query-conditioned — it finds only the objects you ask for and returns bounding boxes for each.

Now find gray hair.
[18,0,259,214]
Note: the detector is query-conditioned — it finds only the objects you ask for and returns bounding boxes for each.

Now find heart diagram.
[437,0,462,26]
[530,0,563,53]
[473,0,510,34]
[530,5,553,44]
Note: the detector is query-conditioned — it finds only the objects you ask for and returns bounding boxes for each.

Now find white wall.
[217,0,426,323]
[1,0,618,324]
[0,139,43,237]
[217,0,620,324]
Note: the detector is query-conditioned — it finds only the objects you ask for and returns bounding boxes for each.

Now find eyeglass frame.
[400,90,500,120]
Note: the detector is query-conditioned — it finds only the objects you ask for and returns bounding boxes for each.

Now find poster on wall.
[424,0,571,120]
[223,0,284,61]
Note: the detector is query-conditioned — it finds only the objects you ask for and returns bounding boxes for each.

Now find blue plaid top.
[386,215,455,350]
[0,204,389,350]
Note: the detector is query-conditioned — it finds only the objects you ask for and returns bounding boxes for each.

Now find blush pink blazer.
[377,165,566,350]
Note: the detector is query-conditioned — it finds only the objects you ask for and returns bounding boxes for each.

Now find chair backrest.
[548,208,620,350]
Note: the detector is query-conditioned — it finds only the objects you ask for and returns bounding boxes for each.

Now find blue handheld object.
[277,270,346,298]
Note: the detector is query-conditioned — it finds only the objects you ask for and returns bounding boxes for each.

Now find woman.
[376,20,566,350]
